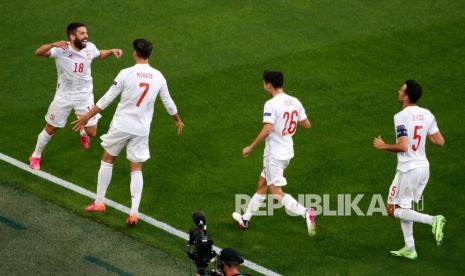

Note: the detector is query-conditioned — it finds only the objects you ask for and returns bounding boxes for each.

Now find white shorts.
[45,94,101,128]
[260,155,290,186]
[387,167,429,208]
[100,126,150,163]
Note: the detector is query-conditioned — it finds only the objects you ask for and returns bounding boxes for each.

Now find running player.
[72,38,184,225]
[373,80,446,260]
[232,70,316,236]
[29,22,123,170]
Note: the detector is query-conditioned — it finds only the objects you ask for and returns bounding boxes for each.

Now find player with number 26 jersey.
[263,93,307,160]
[232,71,316,238]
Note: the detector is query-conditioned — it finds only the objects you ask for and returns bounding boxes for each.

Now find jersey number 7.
[136,83,150,107]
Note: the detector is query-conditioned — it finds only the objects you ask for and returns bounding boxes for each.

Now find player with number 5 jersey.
[232,70,316,237]
[373,80,446,260]
[72,39,184,225]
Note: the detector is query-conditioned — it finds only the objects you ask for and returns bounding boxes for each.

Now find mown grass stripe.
[0,152,281,276]
[0,214,26,231]
[83,255,132,276]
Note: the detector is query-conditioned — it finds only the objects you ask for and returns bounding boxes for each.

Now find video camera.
[186,211,218,275]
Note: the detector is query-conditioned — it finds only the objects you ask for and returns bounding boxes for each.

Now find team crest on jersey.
[67,54,73,58]
[86,52,92,59]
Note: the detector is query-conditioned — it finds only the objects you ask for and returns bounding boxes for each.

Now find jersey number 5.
[136,83,150,107]
[282,110,298,136]
[412,125,423,151]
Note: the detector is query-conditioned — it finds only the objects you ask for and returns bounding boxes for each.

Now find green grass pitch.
[1,0,465,275]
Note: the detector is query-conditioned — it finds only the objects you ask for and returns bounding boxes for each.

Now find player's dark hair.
[263,70,284,88]
[405,79,422,103]
[67,22,86,38]
[133,39,153,59]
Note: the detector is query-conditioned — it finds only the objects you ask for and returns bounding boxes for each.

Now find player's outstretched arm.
[299,118,311,129]
[71,106,102,132]
[373,135,408,152]
[242,123,273,158]
[35,41,68,57]
[98,49,123,59]
[428,131,445,146]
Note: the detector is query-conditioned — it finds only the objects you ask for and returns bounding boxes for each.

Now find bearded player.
[373,80,446,260]
[232,70,316,236]
[29,22,123,170]
[72,39,184,225]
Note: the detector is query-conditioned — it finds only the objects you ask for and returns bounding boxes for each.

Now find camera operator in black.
[218,248,247,276]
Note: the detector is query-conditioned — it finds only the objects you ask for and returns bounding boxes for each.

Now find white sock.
[32,129,53,158]
[281,194,306,217]
[400,220,415,251]
[394,208,434,225]
[80,128,88,137]
[130,171,143,215]
[95,161,113,204]
[242,193,266,221]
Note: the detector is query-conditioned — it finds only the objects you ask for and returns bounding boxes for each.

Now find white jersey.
[50,42,100,101]
[96,64,177,136]
[394,105,439,172]
[263,93,307,160]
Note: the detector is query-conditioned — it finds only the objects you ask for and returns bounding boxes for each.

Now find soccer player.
[29,22,123,170]
[72,38,184,225]
[232,71,316,236]
[373,80,446,260]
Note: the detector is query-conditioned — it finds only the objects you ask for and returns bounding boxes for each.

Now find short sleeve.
[49,47,62,58]
[263,101,275,124]
[91,44,100,59]
[428,116,440,135]
[298,101,307,121]
[394,114,408,138]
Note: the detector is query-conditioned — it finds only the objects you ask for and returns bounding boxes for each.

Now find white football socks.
[243,193,266,221]
[32,129,53,158]
[282,194,306,217]
[80,128,89,137]
[130,171,144,216]
[95,161,113,204]
[394,208,434,225]
[400,220,415,251]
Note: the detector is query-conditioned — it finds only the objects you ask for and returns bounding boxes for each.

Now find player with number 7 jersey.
[232,70,317,237]
[71,39,184,225]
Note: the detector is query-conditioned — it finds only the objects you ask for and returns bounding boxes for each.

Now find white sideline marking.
[0,152,281,276]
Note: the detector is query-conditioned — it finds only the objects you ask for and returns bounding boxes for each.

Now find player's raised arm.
[98,49,123,59]
[72,72,125,131]
[34,41,68,57]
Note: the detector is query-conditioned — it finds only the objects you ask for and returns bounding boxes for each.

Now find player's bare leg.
[127,162,143,225]
[30,123,58,170]
[85,150,116,213]
[269,184,316,236]
[233,176,267,229]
